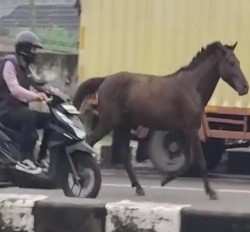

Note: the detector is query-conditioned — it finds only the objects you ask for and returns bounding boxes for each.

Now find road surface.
[1,169,250,213]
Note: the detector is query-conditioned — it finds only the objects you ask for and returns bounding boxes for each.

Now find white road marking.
[102,183,250,194]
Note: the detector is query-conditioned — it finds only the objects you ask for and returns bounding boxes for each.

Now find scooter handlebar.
[46,96,53,103]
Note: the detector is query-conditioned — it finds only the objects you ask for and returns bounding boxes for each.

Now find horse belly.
[128,104,181,131]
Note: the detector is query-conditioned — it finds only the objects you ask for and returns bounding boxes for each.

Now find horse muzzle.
[238,82,249,96]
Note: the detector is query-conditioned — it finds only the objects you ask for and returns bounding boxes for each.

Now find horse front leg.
[191,132,218,200]
[116,126,145,196]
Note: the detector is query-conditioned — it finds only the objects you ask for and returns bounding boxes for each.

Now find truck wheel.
[148,130,185,173]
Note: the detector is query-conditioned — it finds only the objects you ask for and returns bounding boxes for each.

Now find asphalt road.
[1,169,250,213]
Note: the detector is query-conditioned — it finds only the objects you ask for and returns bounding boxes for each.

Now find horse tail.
[73,77,105,109]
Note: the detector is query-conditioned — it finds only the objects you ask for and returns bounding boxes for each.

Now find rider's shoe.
[36,158,49,172]
[15,159,42,175]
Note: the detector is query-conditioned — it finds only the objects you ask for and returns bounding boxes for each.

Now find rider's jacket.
[0,54,33,116]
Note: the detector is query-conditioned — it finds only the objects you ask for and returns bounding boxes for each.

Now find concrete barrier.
[0,194,47,232]
[105,200,190,232]
[0,193,249,232]
[181,207,250,232]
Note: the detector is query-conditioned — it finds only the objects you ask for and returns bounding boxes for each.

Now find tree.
[6,26,78,53]
[34,26,78,53]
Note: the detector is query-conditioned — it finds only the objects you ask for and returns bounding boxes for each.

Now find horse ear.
[231,41,238,50]
[225,41,238,51]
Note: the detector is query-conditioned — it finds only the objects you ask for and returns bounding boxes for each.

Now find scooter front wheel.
[62,152,101,198]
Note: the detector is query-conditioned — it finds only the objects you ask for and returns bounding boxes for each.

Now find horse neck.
[187,55,220,106]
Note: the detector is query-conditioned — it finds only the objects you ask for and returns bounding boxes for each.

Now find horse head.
[217,41,249,96]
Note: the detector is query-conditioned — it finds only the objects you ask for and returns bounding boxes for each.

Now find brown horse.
[73,41,249,200]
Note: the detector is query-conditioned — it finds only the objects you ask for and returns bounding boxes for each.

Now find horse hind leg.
[86,118,112,147]
[86,103,122,146]
[116,125,145,196]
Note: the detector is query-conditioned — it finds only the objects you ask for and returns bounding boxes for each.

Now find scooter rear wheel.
[62,153,101,198]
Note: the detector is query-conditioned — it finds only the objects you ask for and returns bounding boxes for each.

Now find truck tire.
[148,130,185,174]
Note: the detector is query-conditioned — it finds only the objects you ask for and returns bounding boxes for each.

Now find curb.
[0,193,250,232]
[180,208,250,232]
[0,194,189,232]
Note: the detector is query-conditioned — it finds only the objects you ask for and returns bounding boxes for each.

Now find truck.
[74,0,250,173]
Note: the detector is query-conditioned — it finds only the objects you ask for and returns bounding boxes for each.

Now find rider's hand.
[34,92,48,102]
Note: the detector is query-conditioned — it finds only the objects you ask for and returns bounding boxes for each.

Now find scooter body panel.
[0,88,99,192]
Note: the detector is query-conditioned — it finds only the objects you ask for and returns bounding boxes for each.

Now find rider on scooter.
[0,30,57,175]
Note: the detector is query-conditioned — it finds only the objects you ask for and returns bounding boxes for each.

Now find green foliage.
[7,26,79,53]
[34,26,79,53]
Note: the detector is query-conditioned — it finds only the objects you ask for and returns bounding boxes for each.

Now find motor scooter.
[0,88,101,198]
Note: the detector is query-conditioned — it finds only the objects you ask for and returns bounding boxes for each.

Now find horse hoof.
[161,180,167,186]
[161,175,172,186]
[209,191,218,200]
[136,188,145,196]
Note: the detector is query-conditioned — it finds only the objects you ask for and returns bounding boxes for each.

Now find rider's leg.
[32,111,51,165]
[1,106,42,174]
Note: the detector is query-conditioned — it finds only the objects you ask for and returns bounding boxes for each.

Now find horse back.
[98,71,147,102]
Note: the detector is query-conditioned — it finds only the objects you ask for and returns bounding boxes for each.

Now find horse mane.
[171,41,225,75]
